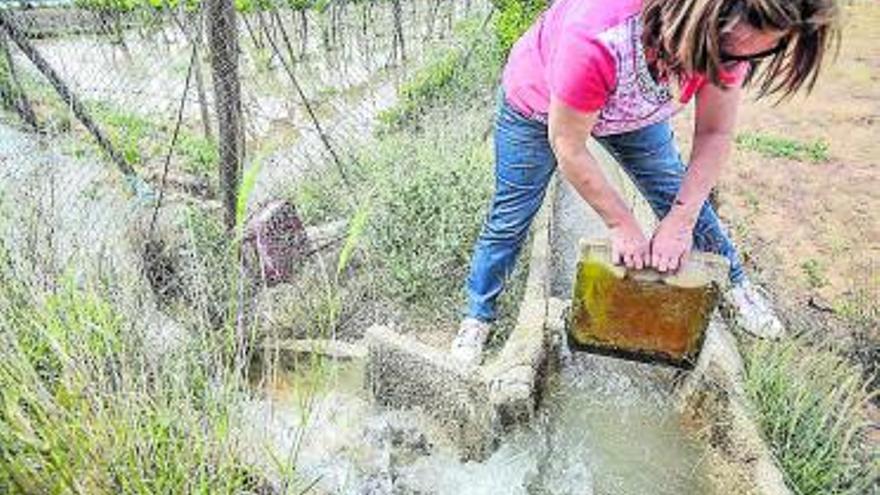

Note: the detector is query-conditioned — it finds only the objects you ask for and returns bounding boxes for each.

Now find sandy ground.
[674,2,879,354]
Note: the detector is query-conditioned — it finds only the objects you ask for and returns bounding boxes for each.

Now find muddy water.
[249,347,712,495]
[395,350,712,495]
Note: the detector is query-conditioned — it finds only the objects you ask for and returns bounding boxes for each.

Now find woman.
[451,0,839,364]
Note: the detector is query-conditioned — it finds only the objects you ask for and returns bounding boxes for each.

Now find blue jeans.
[465,90,745,322]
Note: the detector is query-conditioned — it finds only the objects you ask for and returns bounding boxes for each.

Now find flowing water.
[248,346,713,495]
[243,171,717,494]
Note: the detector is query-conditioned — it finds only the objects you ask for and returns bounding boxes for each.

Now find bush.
[293,113,494,310]
[290,10,534,329]
[743,338,879,495]
[363,130,493,304]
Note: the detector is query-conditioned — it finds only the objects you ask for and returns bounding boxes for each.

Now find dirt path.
[673,2,878,356]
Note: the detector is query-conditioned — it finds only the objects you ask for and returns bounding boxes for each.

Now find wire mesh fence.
[0,0,496,321]
[0,0,508,490]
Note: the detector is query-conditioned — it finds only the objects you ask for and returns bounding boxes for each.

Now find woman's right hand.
[608,215,650,270]
[547,97,648,271]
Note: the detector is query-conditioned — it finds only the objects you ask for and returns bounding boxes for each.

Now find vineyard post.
[391,0,405,63]
[206,0,243,231]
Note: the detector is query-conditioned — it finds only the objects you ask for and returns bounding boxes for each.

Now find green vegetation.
[92,103,158,167]
[0,263,269,493]
[491,0,547,53]
[800,258,828,289]
[377,47,461,131]
[74,0,140,13]
[743,338,879,495]
[178,132,220,176]
[294,108,501,320]
[292,16,527,331]
[378,0,547,132]
[91,104,218,177]
[378,16,505,132]
[0,148,353,492]
[735,131,830,163]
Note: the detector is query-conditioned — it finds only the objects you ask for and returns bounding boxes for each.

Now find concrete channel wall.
[362,140,792,494]
[547,142,791,495]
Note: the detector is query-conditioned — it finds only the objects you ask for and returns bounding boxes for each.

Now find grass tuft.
[743,338,879,495]
[0,269,270,494]
[735,131,830,163]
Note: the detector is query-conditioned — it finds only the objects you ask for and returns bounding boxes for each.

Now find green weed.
[291,21,528,331]
[0,271,271,494]
[743,338,879,495]
[491,0,547,54]
[92,103,157,167]
[177,132,219,176]
[736,131,830,163]
[378,48,461,130]
[378,16,505,132]
[0,156,342,492]
[801,258,828,289]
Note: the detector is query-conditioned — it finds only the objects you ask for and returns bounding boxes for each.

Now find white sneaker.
[723,277,786,340]
[450,317,491,366]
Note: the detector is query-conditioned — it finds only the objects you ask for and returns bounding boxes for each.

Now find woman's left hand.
[650,211,695,273]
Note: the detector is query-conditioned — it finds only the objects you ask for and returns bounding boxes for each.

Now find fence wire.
[0,0,496,335]
[0,0,533,492]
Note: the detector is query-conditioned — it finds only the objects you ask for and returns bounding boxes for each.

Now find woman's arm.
[549,96,650,270]
[650,82,742,272]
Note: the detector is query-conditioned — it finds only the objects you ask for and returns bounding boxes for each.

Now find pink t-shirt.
[501,0,748,136]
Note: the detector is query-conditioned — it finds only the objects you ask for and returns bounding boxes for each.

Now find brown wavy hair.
[641,0,841,98]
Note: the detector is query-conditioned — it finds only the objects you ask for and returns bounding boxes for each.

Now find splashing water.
[243,345,712,495]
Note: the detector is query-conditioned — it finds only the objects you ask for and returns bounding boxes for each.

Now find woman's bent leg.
[465,95,556,322]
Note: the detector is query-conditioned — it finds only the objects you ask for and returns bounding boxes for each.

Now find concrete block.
[365,325,498,460]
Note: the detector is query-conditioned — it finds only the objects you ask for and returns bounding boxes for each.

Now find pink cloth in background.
[501,0,749,136]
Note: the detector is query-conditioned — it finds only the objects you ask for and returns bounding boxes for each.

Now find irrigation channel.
[237,145,770,495]
[1,112,782,493]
